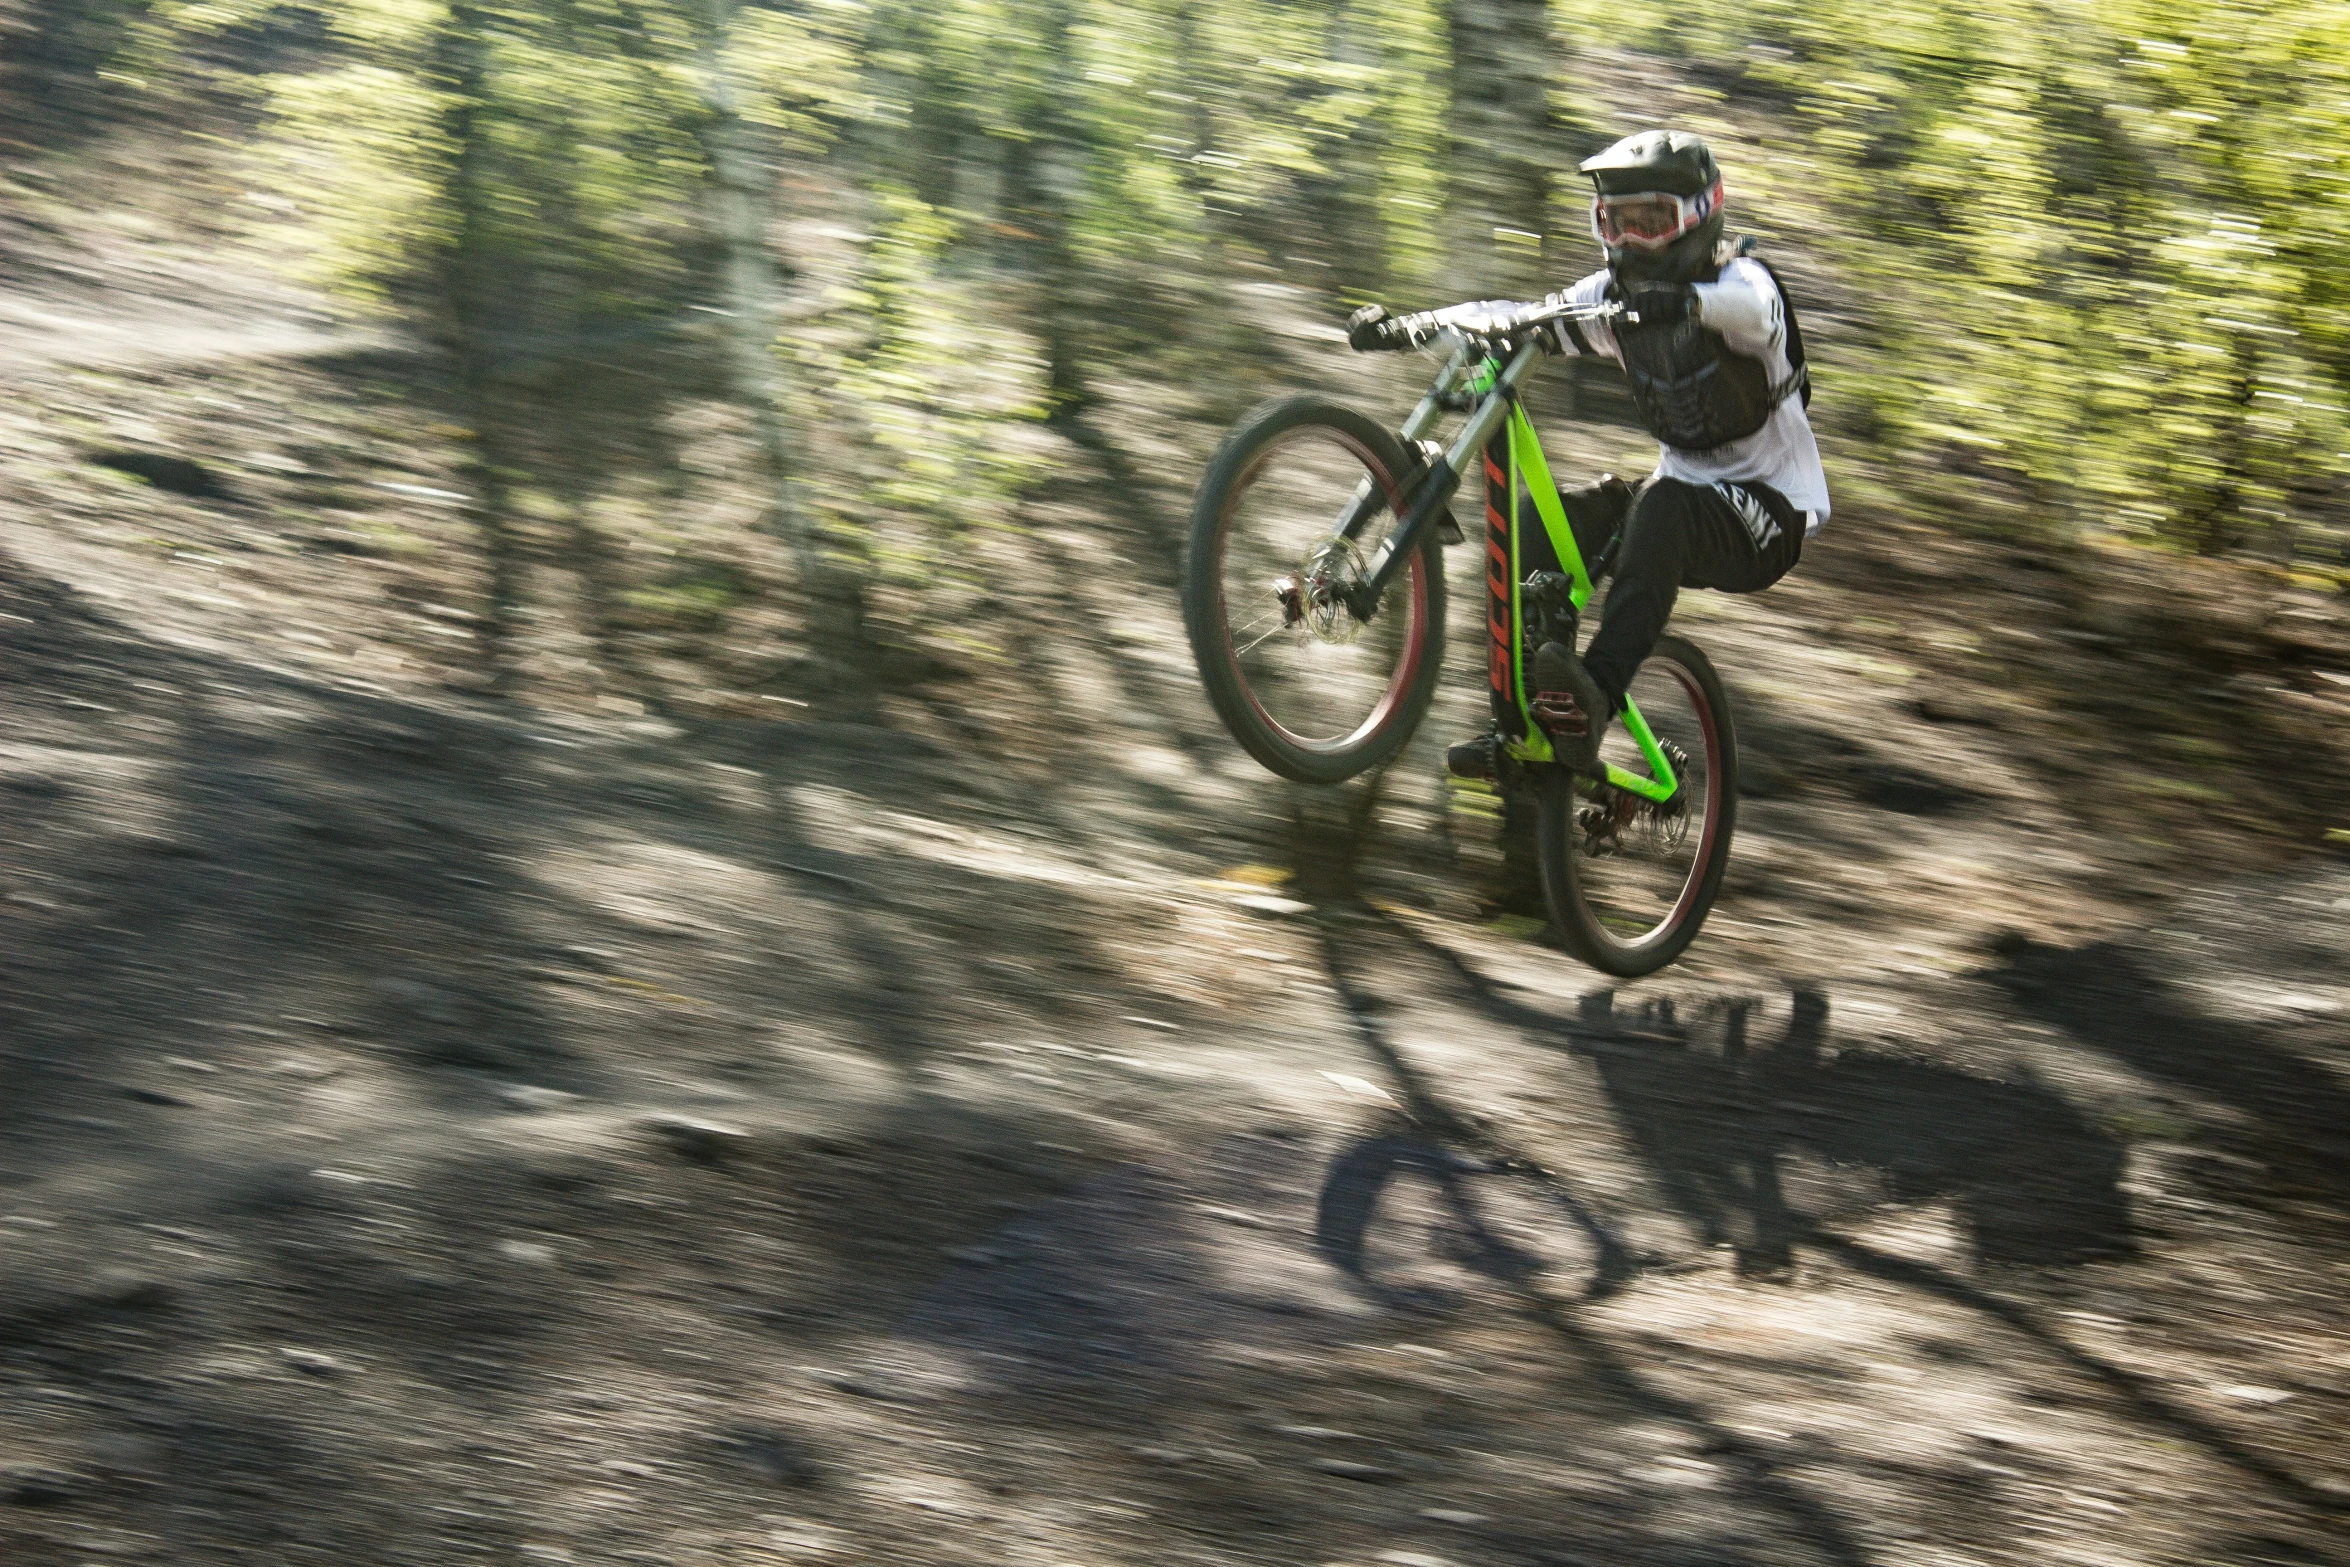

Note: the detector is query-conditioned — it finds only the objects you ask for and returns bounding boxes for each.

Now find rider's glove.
[1627,282,1698,327]
[1347,303,1408,352]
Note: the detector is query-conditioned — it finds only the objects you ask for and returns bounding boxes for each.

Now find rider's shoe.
[1445,734,1500,781]
[1530,641,1610,775]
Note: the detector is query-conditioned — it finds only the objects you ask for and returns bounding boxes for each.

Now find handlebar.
[1364,296,1625,353]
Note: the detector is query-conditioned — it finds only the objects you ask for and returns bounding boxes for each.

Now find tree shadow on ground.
[1,543,1336,1564]
[3,552,1228,1182]
[1815,1231,2350,1520]
[884,1118,1865,1567]
[1728,683,1987,836]
[1994,936,2350,1215]
[1306,921,2350,1539]
[1377,919,2348,1523]
[0,554,567,1120]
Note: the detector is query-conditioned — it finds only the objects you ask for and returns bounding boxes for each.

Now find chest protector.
[1611,265,1805,453]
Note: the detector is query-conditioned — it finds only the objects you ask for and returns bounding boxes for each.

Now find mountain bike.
[1180,298,1737,977]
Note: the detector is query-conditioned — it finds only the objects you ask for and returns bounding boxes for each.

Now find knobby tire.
[1535,634,1738,977]
[1181,396,1446,785]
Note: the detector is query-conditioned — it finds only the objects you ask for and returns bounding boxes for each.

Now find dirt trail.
[5,166,2350,1567]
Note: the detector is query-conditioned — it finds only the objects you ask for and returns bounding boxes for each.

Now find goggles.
[1591,177,1724,250]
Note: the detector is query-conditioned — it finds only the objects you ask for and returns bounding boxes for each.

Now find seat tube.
[1483,415,1522,741]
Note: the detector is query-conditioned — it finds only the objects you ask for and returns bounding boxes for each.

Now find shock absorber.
[1520,570,1580,670]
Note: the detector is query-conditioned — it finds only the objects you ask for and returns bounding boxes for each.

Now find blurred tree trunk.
[1287,764,1393,908]
[1001,0,1086,421]
[1446,0,1555,297]
[1452,0,1559,920]
[434,1,523,693]
[689,0,866,655]
[1001,137,1085,419]
[1167,0,1238,305]
[1319,0,1385,299]
[903,57,964,212]
[2194,339,2258,557]
[693,1,800,562]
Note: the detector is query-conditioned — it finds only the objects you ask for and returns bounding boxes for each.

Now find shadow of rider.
[1579,984,2133,1274]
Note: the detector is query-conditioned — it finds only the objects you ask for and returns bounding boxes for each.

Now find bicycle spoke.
[1228,601,1286,639]
[1235,620,1301,657]
[1541,637,1731,976]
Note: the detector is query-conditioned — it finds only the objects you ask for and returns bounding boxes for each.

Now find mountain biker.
[1349,128,1829,777]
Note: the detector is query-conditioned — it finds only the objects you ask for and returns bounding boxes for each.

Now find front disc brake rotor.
[1299,536,1367,645]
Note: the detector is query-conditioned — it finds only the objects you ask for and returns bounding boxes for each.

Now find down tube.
[1483,420,1525,743]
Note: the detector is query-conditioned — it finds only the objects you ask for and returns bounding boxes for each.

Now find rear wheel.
[1181,395,1445,785]
[1535,634,1736,976]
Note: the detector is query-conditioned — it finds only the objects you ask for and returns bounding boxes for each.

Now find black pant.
[1520,473,1805,711]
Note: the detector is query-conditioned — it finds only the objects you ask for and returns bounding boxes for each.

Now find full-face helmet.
[1580,129,1726,284]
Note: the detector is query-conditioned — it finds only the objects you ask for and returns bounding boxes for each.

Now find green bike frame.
[1336,327,1678,802]
[1490,400,1681,804]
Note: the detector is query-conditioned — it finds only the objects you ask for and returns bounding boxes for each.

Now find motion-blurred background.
[8,0,2348,679]
[4,6,2349,1567]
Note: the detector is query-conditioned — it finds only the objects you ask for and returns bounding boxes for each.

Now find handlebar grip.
[1348,304,1413,353]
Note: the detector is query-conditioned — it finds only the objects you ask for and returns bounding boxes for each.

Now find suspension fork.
[1343,342,1537,621]
[1330,344,1470,546]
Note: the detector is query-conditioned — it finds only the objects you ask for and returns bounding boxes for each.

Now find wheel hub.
[1580,741,1692,856]
[1295,536,1366,645]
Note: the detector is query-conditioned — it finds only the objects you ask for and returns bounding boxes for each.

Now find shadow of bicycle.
[1363,926,2135,1278]
[1578,983,2133,1273]
[1311,1132,1638,1309]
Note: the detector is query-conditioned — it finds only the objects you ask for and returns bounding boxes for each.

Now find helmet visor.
[1591,178,1723,249]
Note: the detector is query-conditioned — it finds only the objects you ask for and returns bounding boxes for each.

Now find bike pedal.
[1445,735,1500,781]
[1529,691,1590,736]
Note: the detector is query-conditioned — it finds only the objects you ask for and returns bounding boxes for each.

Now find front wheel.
[1181,395,1446,785]
[1536,634,1737,976]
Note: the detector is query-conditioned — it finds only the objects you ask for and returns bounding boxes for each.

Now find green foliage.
[1555,0,2350,553]
[255,61,457,304]
[142,0,708,335]
[129,0,1471,600]
[720,0,869,149]
[797,186,1049,579]
[623,556,756,628]
[862,0,1454,290]
[129,0,2349,606]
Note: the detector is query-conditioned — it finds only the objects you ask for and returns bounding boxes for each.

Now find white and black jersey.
[1555,258,1831,531]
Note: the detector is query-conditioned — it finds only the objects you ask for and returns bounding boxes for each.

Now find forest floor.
[6,104,2350,1567]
